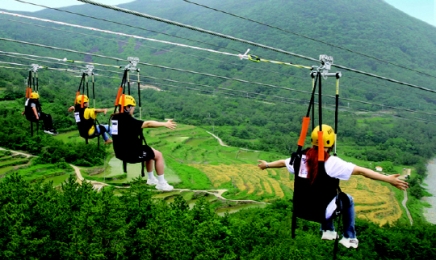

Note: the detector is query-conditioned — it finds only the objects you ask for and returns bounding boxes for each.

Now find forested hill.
[1,0,436,114]
[1,0,436,164]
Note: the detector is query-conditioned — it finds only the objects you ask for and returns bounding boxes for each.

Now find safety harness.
[289,55,347,259]
[110,57,147,176]
[73,65,101,146]
[24,64,42,136]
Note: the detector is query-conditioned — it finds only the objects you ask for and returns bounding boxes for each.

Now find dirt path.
[206,131,228,147]
[174,188,266,204]
[402,190,413,225]
[69,164,108,191]
[0,146,107,191]
[206,131,259,152]
[0,147,33,158]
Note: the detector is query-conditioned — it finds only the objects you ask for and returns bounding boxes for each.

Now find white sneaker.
[339,237,359,248]
[44,130,57,135]
[321,230,337,240]
[146,177,158,185]
[156,182,173,191]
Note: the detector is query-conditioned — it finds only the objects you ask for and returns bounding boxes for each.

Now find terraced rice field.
[0,149,73,185]
[51,126,405,224]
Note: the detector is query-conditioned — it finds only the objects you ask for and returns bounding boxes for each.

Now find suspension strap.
[137,70,142,119]
[113,57,140,114]
[290,72,319,165]
[334,73,341,156]
[317,73,324,162]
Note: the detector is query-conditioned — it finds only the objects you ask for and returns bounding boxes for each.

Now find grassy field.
[0,120,411,225]
[0,150,74,186]
[50,123,410,225]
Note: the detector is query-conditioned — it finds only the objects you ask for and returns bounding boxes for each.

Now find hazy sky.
[0,0,134,11]
[384,0,436,26]
[0,0,435,27]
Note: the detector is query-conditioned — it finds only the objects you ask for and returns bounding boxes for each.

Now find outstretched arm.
[142,119,176,129]
[94,108,107,115]
[257,159,287,170]
[352,166,409,190]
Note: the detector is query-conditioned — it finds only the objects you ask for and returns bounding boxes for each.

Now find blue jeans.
[321,194,356,239]
[93,124,111,142]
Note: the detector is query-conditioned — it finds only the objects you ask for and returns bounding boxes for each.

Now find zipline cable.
[182,0,436,80]
[0,11,239,58]
[1,17,290,77]
[13,0,243,53]
[76,0,436,93]
[3,9,432,96]
[2,47,436,118]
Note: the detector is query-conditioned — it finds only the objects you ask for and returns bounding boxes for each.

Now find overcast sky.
[0,0,435,27]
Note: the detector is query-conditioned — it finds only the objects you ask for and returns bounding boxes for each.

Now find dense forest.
[1,0,436,258]
[1,175,435,259]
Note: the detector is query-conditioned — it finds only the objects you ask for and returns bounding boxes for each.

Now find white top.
[285,155,355,219]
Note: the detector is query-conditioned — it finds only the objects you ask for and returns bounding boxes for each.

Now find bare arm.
[142,119,176,129]
[257,159,287,170]
[68,106,75,112]
[32,107,39,119]
[94,108,107,115]
[352,166,409,190]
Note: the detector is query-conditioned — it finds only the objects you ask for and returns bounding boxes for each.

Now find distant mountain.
[1,0,436,117]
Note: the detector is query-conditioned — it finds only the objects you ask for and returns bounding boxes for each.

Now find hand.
[387,174,409,190]
[165,119,177,130]
[257,160,268,170]
[68,106,75,112]
[103,109,107,115]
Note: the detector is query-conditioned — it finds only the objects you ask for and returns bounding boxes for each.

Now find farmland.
[0,123,409,225]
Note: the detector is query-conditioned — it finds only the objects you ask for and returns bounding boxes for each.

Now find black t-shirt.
[111,112,145,161]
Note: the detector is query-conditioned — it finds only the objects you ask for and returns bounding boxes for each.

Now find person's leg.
[40,112,56,134]
[342,194,356,238]
[153,149,165,176]
[321,217,337,240]
[146,160,158,185]
[152,148,173,191]
[321,218,334,231]
[94,125,106,141]
[96,125,112,143]
[339,194,358,248]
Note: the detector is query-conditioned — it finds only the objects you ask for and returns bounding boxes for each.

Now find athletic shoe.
[321,230,337,240]
[339,237,359,248]
[146,177,159,185]
[105,139,113,144]
[44,130,57,135]
[156,182,174,191]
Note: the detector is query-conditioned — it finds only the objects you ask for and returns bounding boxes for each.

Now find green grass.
[1,121,418,218]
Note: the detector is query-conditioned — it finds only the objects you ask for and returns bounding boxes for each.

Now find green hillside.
[0,0,436,258]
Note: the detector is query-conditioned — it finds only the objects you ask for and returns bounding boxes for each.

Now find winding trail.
[206,131,228,147]
[206,131,259,152]
[0,147,33,158]
[174,188,266,204]
[69,164,108,191]
[402,190,413,225]
[0,147,107,191]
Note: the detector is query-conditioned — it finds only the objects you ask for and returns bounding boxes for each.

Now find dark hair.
[305,147,330,184]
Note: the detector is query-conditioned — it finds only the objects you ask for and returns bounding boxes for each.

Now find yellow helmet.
[311,124,335,148]
[76,94,89,105]
[118,94,136,107]
[30,92,39,99]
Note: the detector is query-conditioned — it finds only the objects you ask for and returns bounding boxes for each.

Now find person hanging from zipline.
[256,124,409,249]
[22,92,57,135]
[110,94,176,191]
[68,94,112,144]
